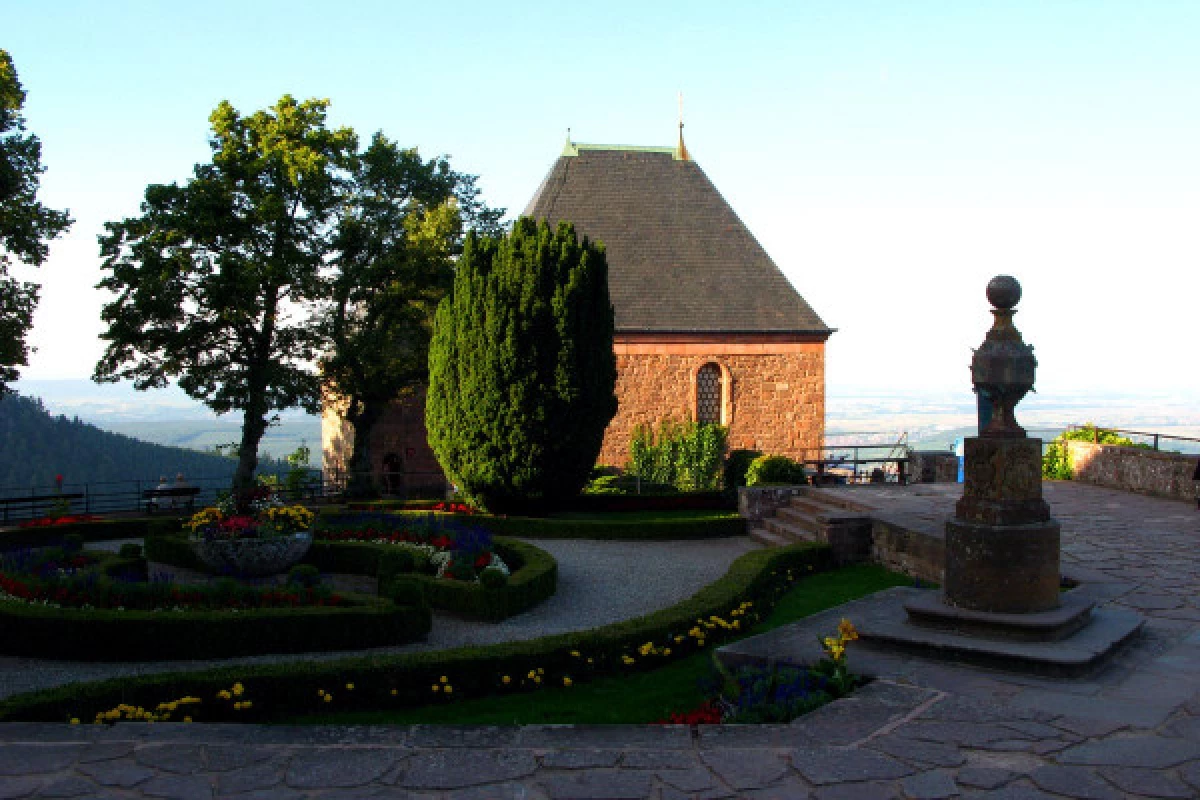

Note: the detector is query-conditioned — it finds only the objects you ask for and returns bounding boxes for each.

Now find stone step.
[786,495,845,518]
[775,505,823,532]
[764,517,817,543]
[795,487,876,513]
[748,528,790,548]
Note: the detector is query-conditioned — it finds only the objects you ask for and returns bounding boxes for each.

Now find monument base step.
[717,586,1144,680]
[903,591,1094,642]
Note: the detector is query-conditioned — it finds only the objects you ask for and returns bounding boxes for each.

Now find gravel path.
[0,536,759,700]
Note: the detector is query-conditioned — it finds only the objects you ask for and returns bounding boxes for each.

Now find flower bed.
[0,542,831,723]
[17,514,103,529]
[0,544,429,660]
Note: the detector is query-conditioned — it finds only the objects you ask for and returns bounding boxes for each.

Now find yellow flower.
[838,618,859,641]
[232,683,244,696]
[183,716,192,723]
[663,648,672,656]
[444,686,453,694]
[527,670,537,680]
[563,677,573,687]
[323,694,332,703]
[502,675,511,685]
[439,676,448,683]
[697,639,705,647]
[587,658,593,664]
[537,668,544,675]
[69,718,80,725]
[345,683,355,690]
[217,690,231,700]
[622,655,635,665]
[432,685,440,692]
[569,650,581,657]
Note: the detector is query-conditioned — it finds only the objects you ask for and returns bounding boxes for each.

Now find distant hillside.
[0,393,288,491]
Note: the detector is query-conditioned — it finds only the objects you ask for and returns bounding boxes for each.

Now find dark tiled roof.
[523,144,830,336]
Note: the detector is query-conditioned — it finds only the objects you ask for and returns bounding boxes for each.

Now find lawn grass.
[278,563,913,725]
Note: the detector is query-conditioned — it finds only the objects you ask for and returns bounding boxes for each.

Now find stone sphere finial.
[986,275,1021,310]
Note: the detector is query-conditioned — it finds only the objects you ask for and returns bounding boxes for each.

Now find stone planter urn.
[189,532,313,578]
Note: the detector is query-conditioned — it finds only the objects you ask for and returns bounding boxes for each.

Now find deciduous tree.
[94,95,355,491]
[321,134,502,498]
[0,49,72,391]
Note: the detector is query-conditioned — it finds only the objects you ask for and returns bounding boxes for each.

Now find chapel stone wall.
[597,340,825,468]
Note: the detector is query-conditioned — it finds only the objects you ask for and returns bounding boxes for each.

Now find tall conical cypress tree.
[426,218,617,513]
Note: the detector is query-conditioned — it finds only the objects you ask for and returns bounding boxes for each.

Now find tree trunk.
[233,404,269,496]
[345,402,384,500]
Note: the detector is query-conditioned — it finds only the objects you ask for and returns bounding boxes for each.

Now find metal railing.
[0,469,450,524]
[1063,425,1200,454]
[799,441,910,485]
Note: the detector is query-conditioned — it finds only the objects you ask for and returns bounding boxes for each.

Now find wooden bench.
[143,486,201,514]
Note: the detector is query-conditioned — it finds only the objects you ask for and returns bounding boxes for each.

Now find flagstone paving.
[0,481,1197,798]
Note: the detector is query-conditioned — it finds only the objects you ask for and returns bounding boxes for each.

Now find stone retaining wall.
[870,518,944,585]
[737,485,806,523]
[1067,441,1199,503]
[907,450,959,484]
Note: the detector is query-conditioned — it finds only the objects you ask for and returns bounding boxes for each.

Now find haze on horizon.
[5,0,1198,401]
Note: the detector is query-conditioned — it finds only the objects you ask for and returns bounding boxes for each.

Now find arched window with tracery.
[696,362,723,425]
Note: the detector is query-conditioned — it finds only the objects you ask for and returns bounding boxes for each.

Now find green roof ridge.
[562,141,683,160]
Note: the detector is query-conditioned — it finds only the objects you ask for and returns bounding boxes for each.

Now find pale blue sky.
[6,0,1199,397]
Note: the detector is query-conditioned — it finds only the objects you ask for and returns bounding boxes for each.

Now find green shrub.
[117,543,143,559]
[479,568,508,590]
[287,564,321,589]
[377,547,416,578]
[1042,424,1151,480]
[724,449,762,490]
[629,419,728,491]
[745,455,808,486]
[426,219,618,514]
[383,577,427,608]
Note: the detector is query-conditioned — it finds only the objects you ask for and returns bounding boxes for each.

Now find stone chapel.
[322,135,832,493]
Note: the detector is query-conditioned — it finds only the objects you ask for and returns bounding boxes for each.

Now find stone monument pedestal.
[943,436,1061,614]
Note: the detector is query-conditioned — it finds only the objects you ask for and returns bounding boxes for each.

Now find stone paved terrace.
[1,481,1199,798]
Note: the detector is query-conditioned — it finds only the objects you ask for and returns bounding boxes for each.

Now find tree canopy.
[426,218,617,513]
[0,49,72,391]
[321,134,502,497]
[95,95,356,491]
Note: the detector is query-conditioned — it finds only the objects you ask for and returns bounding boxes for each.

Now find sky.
[6,0,1199,401]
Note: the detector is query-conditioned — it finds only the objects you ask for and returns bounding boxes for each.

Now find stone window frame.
[692,360,733,426]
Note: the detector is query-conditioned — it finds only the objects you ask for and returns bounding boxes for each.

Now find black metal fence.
[0,469,450,524]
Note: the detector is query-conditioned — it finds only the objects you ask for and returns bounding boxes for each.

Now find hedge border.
[398,511,746,540]
[0,517,182,550]
[0,592,430,662]
[0,542,831,722]
[145,533,559,622]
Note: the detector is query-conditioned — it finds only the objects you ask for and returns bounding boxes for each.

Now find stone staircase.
[749,487,877,550]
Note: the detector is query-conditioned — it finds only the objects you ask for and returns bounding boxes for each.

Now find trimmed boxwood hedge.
[0,517,182,550]
[568,492,732,513]
[0,594,430,662]
[0,542,831,723]
[146,534,558,622]
[450,512,745,540]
